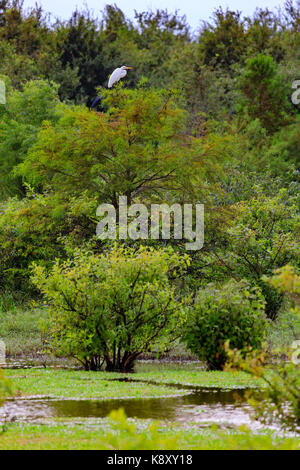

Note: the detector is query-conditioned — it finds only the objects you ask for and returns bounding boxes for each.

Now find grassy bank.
[0,308,47,356]
[4,367,261,399]
[0,419,299,450]
[5,369,187,399]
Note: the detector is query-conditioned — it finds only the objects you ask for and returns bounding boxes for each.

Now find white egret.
[108,66,132,88]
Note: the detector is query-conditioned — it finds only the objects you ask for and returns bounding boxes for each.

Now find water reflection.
[0,389,261,429]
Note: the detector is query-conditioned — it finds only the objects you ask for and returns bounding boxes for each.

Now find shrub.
[182,280,267,370]
[227,266,300,432]
[31,246,189,372]
[248,361,300,432]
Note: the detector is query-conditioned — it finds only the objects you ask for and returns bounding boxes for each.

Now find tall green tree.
[239,54,291,133]
[17,85,222,206]
[0,79,60,198]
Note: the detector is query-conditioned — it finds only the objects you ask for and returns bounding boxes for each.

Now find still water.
[0,388,266,430]
[0,360,277,430]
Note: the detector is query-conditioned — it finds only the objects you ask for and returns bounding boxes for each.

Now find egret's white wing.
[108,68,122,88]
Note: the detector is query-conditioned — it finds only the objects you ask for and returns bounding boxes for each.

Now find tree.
[284,0,300,32]
[56,9,106,103]
[17,85,220,207]
[0,79,60,198]
[239,54,291,133]
[0,0,50,56]
[31,246,189,371]
[0,189,97,296]
[201,188,300,319]
[199,8,246,69]
[245,8,284,61]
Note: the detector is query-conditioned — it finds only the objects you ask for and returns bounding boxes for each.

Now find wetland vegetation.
[0,0,299,450]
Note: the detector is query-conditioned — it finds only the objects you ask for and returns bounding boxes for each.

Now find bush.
[248,361,300,432]
[31,246,189,372]
[182,280,267,370]
[227,266,300,432]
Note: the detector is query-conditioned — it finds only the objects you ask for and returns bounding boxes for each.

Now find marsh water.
[1,389,259,429]
[0,359,273,431]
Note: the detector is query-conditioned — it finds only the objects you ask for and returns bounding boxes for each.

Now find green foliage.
[0,189,97,294]
[239,54,291,133]
[56,10,106,103]
[228,266,300,432]
[16,84,224,205]
[106,408,179,449]
[265,116,300,173]
[246,8,285,60]
[183,280,267,370]
[0,79,60,198]
[267,264,300,297]
[203,189,300,319]
[16,87,181,203]
[200,8,247,68]
[31,246,189,371]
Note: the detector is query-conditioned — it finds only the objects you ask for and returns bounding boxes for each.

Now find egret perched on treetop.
[108,66,132,88]
[91,66,133,109]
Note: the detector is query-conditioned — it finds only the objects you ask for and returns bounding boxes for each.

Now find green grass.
[133,364,262,388]
[5,369,191,398]
[0,308,47,356]
[4,367,261,399]
[0,419,299,450]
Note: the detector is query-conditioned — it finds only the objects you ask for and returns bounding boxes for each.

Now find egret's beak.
[125,67,133,69]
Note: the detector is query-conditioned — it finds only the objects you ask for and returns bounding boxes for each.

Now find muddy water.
[0,388,265,430]
[0,360,275,430]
